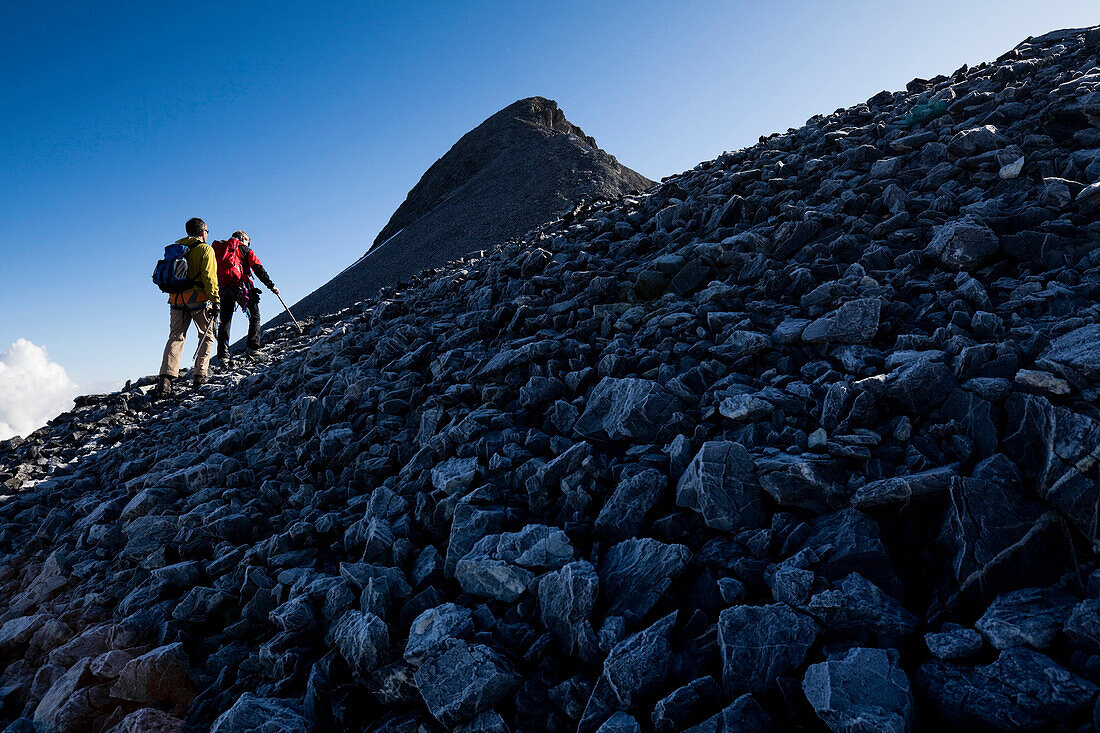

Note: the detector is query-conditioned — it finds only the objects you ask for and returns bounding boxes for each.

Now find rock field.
[4,25,1100,733]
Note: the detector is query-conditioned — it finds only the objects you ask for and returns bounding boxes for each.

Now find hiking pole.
[275,292,304,334]
[194,309,218,360]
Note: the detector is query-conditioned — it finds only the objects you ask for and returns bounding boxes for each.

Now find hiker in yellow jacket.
[155,218,221,396]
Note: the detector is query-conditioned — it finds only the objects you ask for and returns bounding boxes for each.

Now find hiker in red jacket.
[212,230,278,367]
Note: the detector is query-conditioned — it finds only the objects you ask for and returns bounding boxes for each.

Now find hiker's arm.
[195,245,220,304]
[248,249,277,291]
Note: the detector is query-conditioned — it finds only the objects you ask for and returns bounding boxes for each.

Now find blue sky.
[0,1,1096,415]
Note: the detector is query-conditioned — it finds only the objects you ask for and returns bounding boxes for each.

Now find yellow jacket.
[168,236,220,307]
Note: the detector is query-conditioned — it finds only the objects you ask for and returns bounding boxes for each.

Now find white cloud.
[0,339,80,440]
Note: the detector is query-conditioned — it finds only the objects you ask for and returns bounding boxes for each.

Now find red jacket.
[212,239,275,290]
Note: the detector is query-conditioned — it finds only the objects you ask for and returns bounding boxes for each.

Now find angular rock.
[404,602,475,665]
[851,466,955,508]
[595,712,641,733]
[924,624,984,660]
[718,604,818,697]
[1038,323,1100,381]
[578,613,676,733]
[802,299,881,344]
[1003,395,1100,545]
[757,454,850,513]
[575,377,683,442]
[595,468,665,540]
[210,694,311,733]
[538,561,600,661]
[104,708,187,733]
[599,538,690,625]
[925,216,998,271]
[110,642,193,708]
[676,441,765,531]
[681,694,774,733]
[803,647,914,733]
[975,586,1077,650]
[807,573,918,645]
[919,647,1098,730]
[413,641,518,726]
[328,610,389,677]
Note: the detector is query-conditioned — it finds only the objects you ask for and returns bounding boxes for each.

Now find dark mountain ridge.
[269,97,653,328]
[3,25,1100,733]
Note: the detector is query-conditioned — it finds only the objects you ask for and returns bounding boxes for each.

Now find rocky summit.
[5,25,1100,733]
[271,97,653,328]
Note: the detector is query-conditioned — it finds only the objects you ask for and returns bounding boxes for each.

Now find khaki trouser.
[159,305,215,379]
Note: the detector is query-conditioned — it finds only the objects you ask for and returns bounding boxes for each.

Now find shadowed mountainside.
[268,97,653,328]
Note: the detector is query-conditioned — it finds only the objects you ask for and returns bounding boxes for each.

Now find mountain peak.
[271,97,652,326]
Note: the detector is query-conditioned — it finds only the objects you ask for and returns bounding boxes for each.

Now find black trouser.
[217,284,263,356]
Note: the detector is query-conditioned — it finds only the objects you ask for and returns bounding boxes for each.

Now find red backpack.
[212,238,245,286]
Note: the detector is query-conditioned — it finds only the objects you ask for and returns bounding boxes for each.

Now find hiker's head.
[232,230,250,245]
[186,218,208,242]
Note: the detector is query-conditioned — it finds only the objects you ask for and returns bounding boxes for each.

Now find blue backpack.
[152,242,194,293]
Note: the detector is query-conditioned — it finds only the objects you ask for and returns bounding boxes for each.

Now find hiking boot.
[244,350,258,362]
[193,374,207,390]
[154,375,173,398]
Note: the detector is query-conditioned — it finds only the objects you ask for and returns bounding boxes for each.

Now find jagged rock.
[329,611,389,677]
[924,624,984,660]
[851,467,955,508]
[1003,395,1100,545]
[404,603,475,665]
[718,604,818,697]
[651,676,719,732]
[681,694,773,732]
[578,613,676,733]
[210,694,311,733]
[925,216,999,271]
[676,441,765,531]
[803,647,914,733]
[1038,323,1100,381]
[0,614,50,656]
[939,455,1069,599]
[757,455,850,513]
[413,642,518,726]
[455,557,534,601]
[882,353,956,413]
[974,587,1077,650]
[103,708,187,733]
[594,468,665,540]
[33,659,111,733]
[803,509,900,596]
[575,377,683,442]
[110,642,192,708]
[598,538,690,625]
[801,299,880,344]
[594,712,641,733]
[432,457,480,495]
[1065,598,1100,652]
[919,647,1098,730]
[457,711,510,733]
[806,573,918,645]
[538,561,599,661]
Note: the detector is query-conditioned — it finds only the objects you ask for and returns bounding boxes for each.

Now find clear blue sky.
[1,0,1096,390]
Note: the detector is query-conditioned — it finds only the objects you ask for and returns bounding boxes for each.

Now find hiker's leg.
[159,307,192,378]
[216,286,235,357]
[246,287,262,351]
[193,307,215,379]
